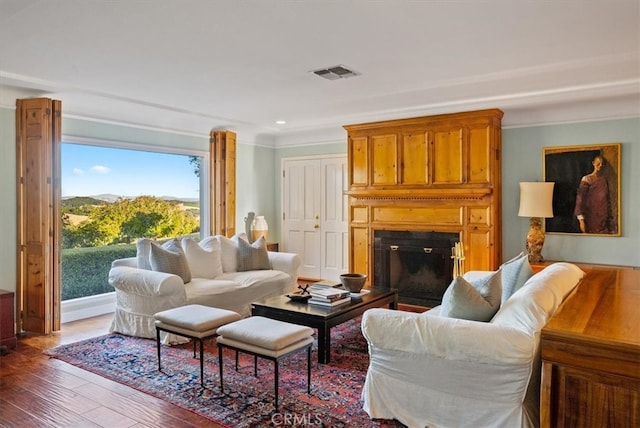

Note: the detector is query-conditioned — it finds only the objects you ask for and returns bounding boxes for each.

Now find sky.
[61,143,200,199]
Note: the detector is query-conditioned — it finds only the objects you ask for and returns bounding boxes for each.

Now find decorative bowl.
[339,273,367,293]
[286,291,311,302]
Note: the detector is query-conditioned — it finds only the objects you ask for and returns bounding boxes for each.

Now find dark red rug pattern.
[45,317,404,427]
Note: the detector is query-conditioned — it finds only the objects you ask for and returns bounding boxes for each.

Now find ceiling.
[1,0,639,146]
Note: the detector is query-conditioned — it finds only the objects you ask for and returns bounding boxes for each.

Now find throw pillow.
[181,237,223,279]
[217,233,249,273]
[136,238,153,270]
[236,236,271,271]
[439,270,502,322]
[499,251,534,304]
[149,238,192,283]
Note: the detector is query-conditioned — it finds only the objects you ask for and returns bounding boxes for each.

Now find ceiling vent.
[311,65,360,80]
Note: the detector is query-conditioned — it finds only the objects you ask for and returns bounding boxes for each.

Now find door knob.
[314,224,319,229]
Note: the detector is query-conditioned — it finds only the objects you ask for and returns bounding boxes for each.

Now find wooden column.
[15,97,62,334]
[209,130,236,237]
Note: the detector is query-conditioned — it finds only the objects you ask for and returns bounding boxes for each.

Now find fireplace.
[374,230,459,307]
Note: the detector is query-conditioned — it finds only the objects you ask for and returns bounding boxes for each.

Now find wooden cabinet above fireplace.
[344,109,503,294]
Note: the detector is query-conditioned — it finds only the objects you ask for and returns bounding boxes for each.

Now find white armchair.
[360,263,585,428]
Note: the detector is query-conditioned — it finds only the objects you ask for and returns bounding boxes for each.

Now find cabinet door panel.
[432,128,463,184]
[350,136,368,186]
[373,206,462,225]
[467,229,492,271]
[351,226,369,282]
[468,206,491,227]
[371,134,397,186]
[469,126,491,184]
[401,132,428,185]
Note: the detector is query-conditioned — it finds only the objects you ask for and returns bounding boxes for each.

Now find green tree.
[189,156,201,178]
[62,196,199,248]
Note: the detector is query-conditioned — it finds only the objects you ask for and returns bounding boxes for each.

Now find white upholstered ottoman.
[154,304,241,387]
[216,316,314,409]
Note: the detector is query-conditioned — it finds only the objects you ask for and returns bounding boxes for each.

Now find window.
[60,137,208,322]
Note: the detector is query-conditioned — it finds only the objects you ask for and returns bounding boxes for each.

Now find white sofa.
[108,234,301,342]
[360,262,585,428]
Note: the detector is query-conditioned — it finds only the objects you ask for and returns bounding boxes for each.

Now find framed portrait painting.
[543,143,621,236]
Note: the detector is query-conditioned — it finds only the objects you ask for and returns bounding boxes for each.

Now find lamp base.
[526,217,546,263]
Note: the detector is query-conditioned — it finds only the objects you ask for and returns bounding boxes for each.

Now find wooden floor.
[0,314,225,428]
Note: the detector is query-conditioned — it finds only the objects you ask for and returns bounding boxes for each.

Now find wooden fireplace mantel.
[344,108,503,286]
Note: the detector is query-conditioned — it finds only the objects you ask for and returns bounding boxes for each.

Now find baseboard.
[61,292,116,324]
[398,303,430,313]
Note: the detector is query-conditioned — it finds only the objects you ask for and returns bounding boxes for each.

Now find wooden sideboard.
[0,289,17,349]
[540,267,640,427]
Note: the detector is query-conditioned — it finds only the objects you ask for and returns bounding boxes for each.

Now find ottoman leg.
[218,344,224,393]
[274,360,279,410]
[307,345,311,393]
[156,328,162,372]
[199,338,204,388]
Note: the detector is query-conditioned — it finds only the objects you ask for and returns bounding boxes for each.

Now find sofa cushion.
[499,252,534,304]
[182,236,223,279]
[440,270,502,322]
[149,238,191,283]
[136,238,153,270]
[236,236,271,271]
[185,270,292,317]
[217,232,249,273]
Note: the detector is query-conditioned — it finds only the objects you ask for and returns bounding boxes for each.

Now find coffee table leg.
[390,295,398,310]
[318,324,331,364]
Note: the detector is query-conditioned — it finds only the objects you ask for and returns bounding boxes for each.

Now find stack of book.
[308,286,351,307]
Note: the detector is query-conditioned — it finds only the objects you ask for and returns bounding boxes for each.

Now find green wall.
[0,108,277,293]
[1,107,638,295]
[273,120,640,268]
[237,143,277,238]
[503,118,639,267]
[0,108,17,294]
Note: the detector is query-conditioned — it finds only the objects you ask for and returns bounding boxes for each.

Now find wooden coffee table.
[251,288,397,364]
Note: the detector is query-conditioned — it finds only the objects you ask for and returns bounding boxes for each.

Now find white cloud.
[72,168,84,175]
[90,165,111,174]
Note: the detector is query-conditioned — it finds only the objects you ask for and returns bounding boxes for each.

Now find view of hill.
[62,194,199,204]
[62,196,108,208]
[62,195,200,249]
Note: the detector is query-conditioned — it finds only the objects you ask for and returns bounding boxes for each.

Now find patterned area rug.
[45,317,404,428]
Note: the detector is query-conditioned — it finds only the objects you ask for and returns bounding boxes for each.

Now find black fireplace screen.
[373,230,459,307]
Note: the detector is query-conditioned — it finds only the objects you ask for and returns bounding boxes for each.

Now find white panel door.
[282,155,348,281]
[282,159,322,279]
[320,157,349,280]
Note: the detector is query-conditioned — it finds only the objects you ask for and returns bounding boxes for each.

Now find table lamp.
[518,182,555,263]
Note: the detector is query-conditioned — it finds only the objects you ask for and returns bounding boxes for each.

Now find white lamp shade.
[518,182,555,218]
